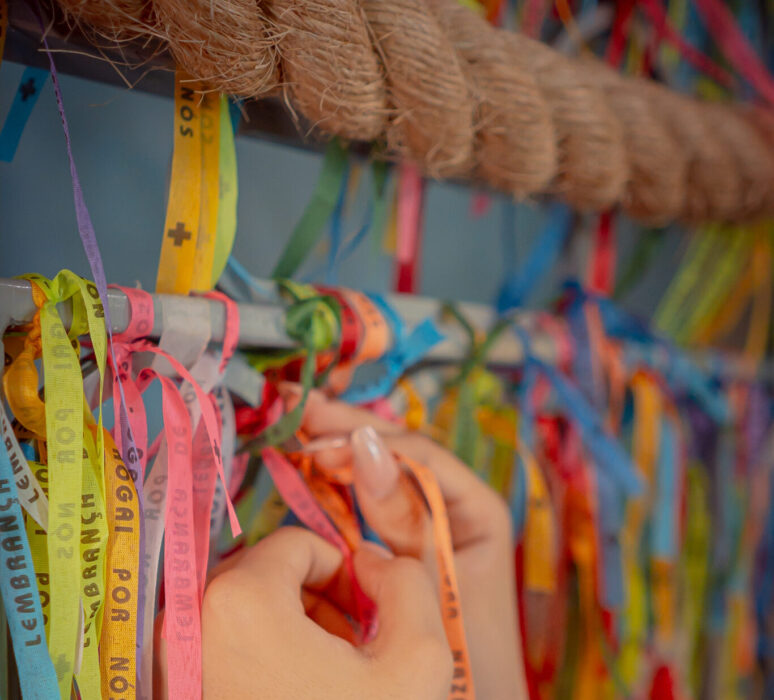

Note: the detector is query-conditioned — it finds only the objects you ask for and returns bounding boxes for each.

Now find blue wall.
[0,60,683,316]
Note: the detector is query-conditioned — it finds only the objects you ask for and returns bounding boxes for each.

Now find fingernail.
[359,540,394,559]
[351,426,399,500]
[299,436,349,453]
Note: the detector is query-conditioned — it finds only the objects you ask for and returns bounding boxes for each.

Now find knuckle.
[254,525,322,561]
[203,569,273,632]
[202,572,241,624]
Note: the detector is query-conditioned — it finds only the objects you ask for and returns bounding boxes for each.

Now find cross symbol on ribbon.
[167,221,192,246]
[19,78,37,102]
[54,654,70,680]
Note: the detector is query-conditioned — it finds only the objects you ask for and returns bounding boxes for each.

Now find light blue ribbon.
[0,443,59,698]
[340,294,444,404]
[0,67,50,162]
[496,203,573,313]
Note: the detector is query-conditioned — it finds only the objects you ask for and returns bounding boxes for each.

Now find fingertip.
[238,526,345,590]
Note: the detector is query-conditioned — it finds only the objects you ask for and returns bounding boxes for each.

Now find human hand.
[281,386,528,700]
[154,527,453,699]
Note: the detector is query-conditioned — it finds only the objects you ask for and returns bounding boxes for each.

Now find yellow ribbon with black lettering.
[100,429,140,700]
[156,71,203,294]
[76,421,107,700]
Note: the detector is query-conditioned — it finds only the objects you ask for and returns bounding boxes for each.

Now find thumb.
[354,546,448,662]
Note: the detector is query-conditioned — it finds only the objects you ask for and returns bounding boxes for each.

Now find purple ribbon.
[34,4,147,685]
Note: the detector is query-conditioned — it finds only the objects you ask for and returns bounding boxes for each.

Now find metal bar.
[3,277,772,381]
[0,277,547,365]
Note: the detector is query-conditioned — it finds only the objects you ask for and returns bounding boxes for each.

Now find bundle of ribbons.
[0,264,772,699]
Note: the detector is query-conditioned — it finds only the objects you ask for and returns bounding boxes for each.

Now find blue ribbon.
[496,203,572,313]
[536,360,642,497]
[339,294,445,404]
[517,360,539,452]
[308,175,375,284]
[596,468,625,610]
[565,281,730,424]
[224,256,275,299]
[325,163,350,285]
[509,451,527,540]
[0,444,59,698]
[566,291,599,407]
[228,98,243,134]
[510,323,642,497]
[336,202,375,266]
[0,67,50,163]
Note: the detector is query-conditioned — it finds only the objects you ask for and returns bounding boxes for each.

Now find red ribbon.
[587,212,616,297]
[690,0,774,106]
[638,0,738,89]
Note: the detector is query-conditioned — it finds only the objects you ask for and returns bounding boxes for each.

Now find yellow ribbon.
[99,430,140,700]
[156,72,204,294]
[5,272,109,698]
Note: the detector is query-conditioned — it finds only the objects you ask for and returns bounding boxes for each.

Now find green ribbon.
[614,228,667,301]
[442,305,501,383]
[370,160,390,255]
[241,280,340,453]
[555,571,582,699]
[211,95,239,287]
[442,303,512,467]
[272,140,349,280]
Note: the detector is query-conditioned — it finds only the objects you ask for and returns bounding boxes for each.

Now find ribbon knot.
[284,295,340,354]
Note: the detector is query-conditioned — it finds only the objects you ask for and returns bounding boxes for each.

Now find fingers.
[280,385,512,552]
[353,547,450,669]
[351,426,435,563]
[279,382,404,438]
[381,433,513,550]
[302,590,359,644]
[231,526,344,597]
